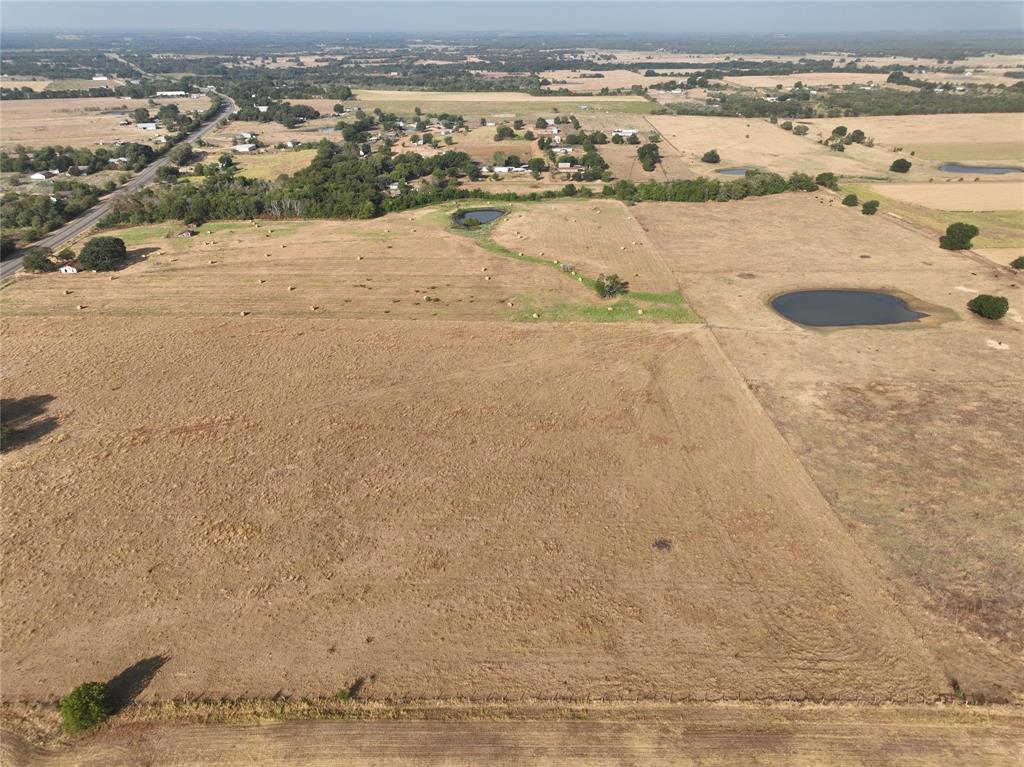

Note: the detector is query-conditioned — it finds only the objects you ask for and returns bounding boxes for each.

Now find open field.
[802,114,1024,161]
[723,72,888,88]
[868,180,1024,212]
[644,114,889,177]
[4,702,1023,766]
[635,193,1024,699]
[0,95,213,150]
[844,182,1024,249]
[540,69,658,92]
[347,89,655,120]
[231,148,317,180]
[1,312,948,703]
[201,118,339,150]
[0,78,52,91]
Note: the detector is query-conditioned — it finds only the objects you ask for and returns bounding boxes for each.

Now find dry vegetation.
[0,95,213,150]
[868,180,1024,211]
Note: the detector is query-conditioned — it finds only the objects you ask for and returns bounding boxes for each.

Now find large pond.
[716,167,751,176]
[453,208,505,227]
[772,290,928,327]
[938,163,1024,175]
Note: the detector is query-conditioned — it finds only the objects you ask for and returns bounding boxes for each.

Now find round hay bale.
[485,276,491,281]
[108,275,116,280]
[532,313,539,319]
[257,279,265,284]
[77,304,85,310]
[357,255,363,260]
[209,260,216,264]
[506,301,514,308]
[287,286,295,291]
[310,306,318,311]
[63,289,72,295]
[240,311,249,316]
[637,308,644,315]
[607,306,613,311]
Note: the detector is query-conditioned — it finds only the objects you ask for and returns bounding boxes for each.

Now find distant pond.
[938,163,1023,175]
[772,290,928,327]
[716,168,751,176]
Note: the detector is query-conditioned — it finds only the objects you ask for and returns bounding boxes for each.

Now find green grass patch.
[844,182,1024,249]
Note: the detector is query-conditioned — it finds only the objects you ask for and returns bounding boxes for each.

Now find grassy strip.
[448,208,697,324]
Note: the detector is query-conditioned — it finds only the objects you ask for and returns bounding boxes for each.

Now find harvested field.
[635,193,1024,700]
[1,315,949,703]
[0,95,213,150]
[0,79,51,91]
[868,181,1024,212]
[802,114,1024,161]
[539,69,656,92]
[348,89,654,120]
[202,119,338,150]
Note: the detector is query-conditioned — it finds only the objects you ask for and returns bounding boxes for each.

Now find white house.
[137,122,158,131]
[59,265,78,274]
[232,143,257,153]
[30,170,59,180]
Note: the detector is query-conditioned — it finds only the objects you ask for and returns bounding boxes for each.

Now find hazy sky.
[3,1,1022,34]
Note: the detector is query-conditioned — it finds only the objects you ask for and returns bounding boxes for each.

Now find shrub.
[1010,255,1024,269]
[0,423,15,452]
[939,222,979,250]
[59,682,112,734]
[780,120,793,131]
[841,193,859,206]
[0,235,16,258]
[701,149,720,164]
[890,158,912,173]
[595,273,629,298]
[792,124,809,136]
[814,172,839,190]
[22,247,56,273]
[861,200,880,215]
[77,236,127,271]
[967,294,1009,320]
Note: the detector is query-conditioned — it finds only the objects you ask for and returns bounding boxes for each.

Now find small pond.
[716,167,750,176]
[772,290,927,327]
[938,163,1023,175]
[453,208,505,227]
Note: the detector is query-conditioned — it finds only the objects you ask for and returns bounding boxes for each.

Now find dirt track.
[4,704,1022,766]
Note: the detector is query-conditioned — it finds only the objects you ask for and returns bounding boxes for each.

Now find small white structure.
[256,105,269,113]
[557,162,572,170]
[237,131,258,140]
[155,90,188,97]
[111,157,129,165]
[232,143,257,153]
[59,265,78,274]
[612,128,639,138]
[91,75,108,81]
[551,146,573,154]
[30,170,59,180]
[137,122,158,131]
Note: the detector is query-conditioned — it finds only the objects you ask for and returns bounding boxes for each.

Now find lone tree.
[841,193,859,206]
[967,294,1009,320]
[792,124,809,136]
[22,247,57,273]
[815,172,839,190]
[861,199,880,215]
[1010,255,1024,269]
[59,682,112,734]
[940,222,979,250]
[77,236,127,272]
[638,143,661,172]
[595,273,629,298]
[701,149,720,164]
[890,158,912,173]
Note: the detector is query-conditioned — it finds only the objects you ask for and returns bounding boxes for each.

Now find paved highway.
[0,93,236,279]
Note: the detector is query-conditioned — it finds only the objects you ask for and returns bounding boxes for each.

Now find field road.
[0,94,236,279]
[2,705,1022,766]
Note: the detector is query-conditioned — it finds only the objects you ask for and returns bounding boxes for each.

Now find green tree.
[0,235,16,258]
[1010,255,1024,269]
[155,166,179,183]
[494,126,515,141]
[780,120,793,131]
[861,200,880,215]
[792,124,809,136]
[967,294,1009,320]
[890,158,912,173]
[595,273,629,298]
[831,125,848,137]
[562,183,578,196]
[168,143,196,166]
[815,172,839,190]
[535,117,548,129]
[132,107,150,123]
[22,247,56,272]
[842,193,859,206]
[939,222,979,250]
[77,236,127,271]
[626,133,640,145]
[701,149,720,164]
[59,682,112,734]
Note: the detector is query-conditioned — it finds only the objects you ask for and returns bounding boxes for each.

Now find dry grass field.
[802,114,1024,161]
[634,193,1024,700]
[230,148,318,181]
[723,72,888,88]
[0,78,52,91]
[0,95,212,150]
[346,90,655,121]
[868,180,1024,211]
[644,114,887,177]
[1,314,949,703]
[539,69,658,92]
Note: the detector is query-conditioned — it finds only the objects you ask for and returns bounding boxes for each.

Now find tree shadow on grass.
[1,395,58,451]
[106,655,170,712]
